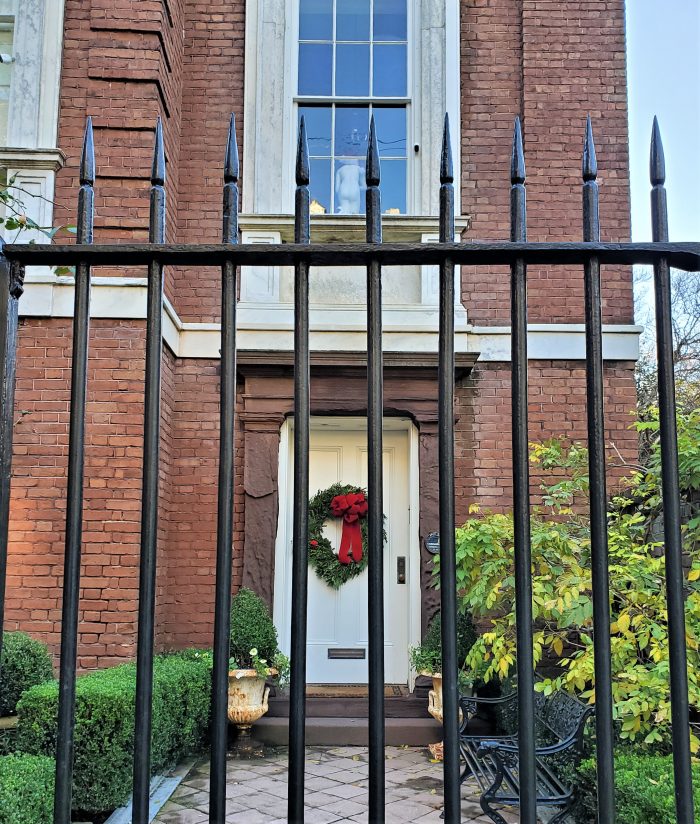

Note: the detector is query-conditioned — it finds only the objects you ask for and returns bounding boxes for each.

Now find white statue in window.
[335,160,365,215]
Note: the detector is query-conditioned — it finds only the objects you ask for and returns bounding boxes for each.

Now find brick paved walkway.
[154,745,519,823]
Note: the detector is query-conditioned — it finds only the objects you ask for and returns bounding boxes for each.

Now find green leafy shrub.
[409,612,477,689]
[0,754,55,824]
[15,650,212,813]
[229,587,279,668]
[0,632,53,716]
[436,426,700,751]
[576,752,700,823]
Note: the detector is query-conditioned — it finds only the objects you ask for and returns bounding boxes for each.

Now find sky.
[626,1,700,243]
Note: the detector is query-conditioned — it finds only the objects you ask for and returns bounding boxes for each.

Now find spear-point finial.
[366,115,380,186]
[440,113,453,185]
[224,113,239,184]
[296,116,309,187]
[511,117,525,185]
[582,115,598,182]
[151,116,165,186]
[650,116,665,186]
[80,117,95,187]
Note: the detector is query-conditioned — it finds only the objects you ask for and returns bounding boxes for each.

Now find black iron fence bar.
[650,118,695,824]
[0,251,22,681]
[210,114,239,823]
[438,115,461,824]
[4,242,698,270]
[510,117,537,824]
[582,116,616,823]
[288,117,311,824]
[54,117,95,824]
[132,118,166,824]
[366,116,386,822]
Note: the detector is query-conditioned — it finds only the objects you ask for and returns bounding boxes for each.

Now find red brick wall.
[461,0,633,326]
[455,361,638,520]
[5,319,148,668]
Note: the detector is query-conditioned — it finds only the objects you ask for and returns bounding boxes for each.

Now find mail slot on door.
[397,556,406,584]
[327,648,366,659]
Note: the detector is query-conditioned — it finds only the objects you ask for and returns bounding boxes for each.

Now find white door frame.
[272,415,422,687]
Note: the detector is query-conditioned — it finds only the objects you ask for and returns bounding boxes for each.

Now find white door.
[279,419,412,685]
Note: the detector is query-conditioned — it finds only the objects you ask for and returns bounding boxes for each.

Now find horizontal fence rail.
[0,112,697,824]
[3,241,699,269]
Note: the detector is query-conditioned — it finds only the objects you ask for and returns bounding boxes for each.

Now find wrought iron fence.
[0,112,698,824]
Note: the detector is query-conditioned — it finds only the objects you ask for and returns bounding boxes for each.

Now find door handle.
[397,556,406,584]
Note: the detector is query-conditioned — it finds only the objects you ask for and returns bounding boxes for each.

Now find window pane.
[299,106,332,156]
[380,159,406,214]
[309,158,332,214]
[336,0,370,41]
[335,106,369,158]
[373,107,406,157]
[299,0,333,41]
[373,0,407,41]
[336,44,369,96]
[373,44,407,96]
[298,43,332,95]
[334,159,366,215]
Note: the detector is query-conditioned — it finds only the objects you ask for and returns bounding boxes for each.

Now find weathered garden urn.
[227,669,270,732]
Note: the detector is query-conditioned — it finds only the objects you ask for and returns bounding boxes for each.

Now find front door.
[276,418,413,685]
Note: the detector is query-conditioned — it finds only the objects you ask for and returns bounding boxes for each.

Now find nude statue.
[334,160,365,214]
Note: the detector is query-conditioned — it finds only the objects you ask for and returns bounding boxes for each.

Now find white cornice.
[0,148,66,172]
[18,275,641,362]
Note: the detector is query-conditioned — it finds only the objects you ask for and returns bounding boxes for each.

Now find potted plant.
[409,611,476,724]
[228,588,290,740]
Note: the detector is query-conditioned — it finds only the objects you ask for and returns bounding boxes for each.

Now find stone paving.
[154,745,519,823]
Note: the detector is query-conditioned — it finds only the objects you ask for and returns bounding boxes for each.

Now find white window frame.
[243,0,460,218]
[293,0,413,215]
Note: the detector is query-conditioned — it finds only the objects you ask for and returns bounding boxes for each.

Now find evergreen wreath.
[308,482,374,589]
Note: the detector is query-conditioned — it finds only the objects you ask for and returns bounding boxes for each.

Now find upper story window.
[297,0,409,216]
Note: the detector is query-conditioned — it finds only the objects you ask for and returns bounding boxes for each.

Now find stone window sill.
[239,213,471,243]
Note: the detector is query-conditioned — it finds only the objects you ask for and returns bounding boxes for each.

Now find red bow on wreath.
[330,492,368,565]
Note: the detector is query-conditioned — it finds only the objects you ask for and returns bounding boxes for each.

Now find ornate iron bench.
[458,688,593,824]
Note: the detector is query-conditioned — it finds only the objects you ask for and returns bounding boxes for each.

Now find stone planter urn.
[227,669,272,732]
[426,672,444,724]
[426,672,468,725]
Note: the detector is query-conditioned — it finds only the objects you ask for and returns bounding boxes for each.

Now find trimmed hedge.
[0,754,55,824]
[577,752,700,823]
[15,650,212,813]
[0,631,53,716]
[230,587,279,668]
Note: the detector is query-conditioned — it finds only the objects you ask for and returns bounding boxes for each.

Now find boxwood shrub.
[229,587,279,668]
[15,650,212,813]
[0,754,55,824]
[0,631,53,716]
[577,751,700,823]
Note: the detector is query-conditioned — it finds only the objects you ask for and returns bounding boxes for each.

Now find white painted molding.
[0,148,65,171]
[469,324,642,362]
[18,276,641,362]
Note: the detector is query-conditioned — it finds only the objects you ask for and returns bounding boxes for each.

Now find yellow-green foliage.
[439,412,700,752]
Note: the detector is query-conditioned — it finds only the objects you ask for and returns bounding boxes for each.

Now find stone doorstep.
[253,716,444,747]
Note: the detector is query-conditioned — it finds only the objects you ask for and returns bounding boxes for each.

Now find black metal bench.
[458,688,593,824]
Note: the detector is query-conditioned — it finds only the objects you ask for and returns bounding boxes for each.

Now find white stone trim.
[468,324,642,362]
[7,0,65,149]
[18,276,641,362]
[0,1,66,275]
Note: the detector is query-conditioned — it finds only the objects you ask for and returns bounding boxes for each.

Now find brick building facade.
[3,0,638,679]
